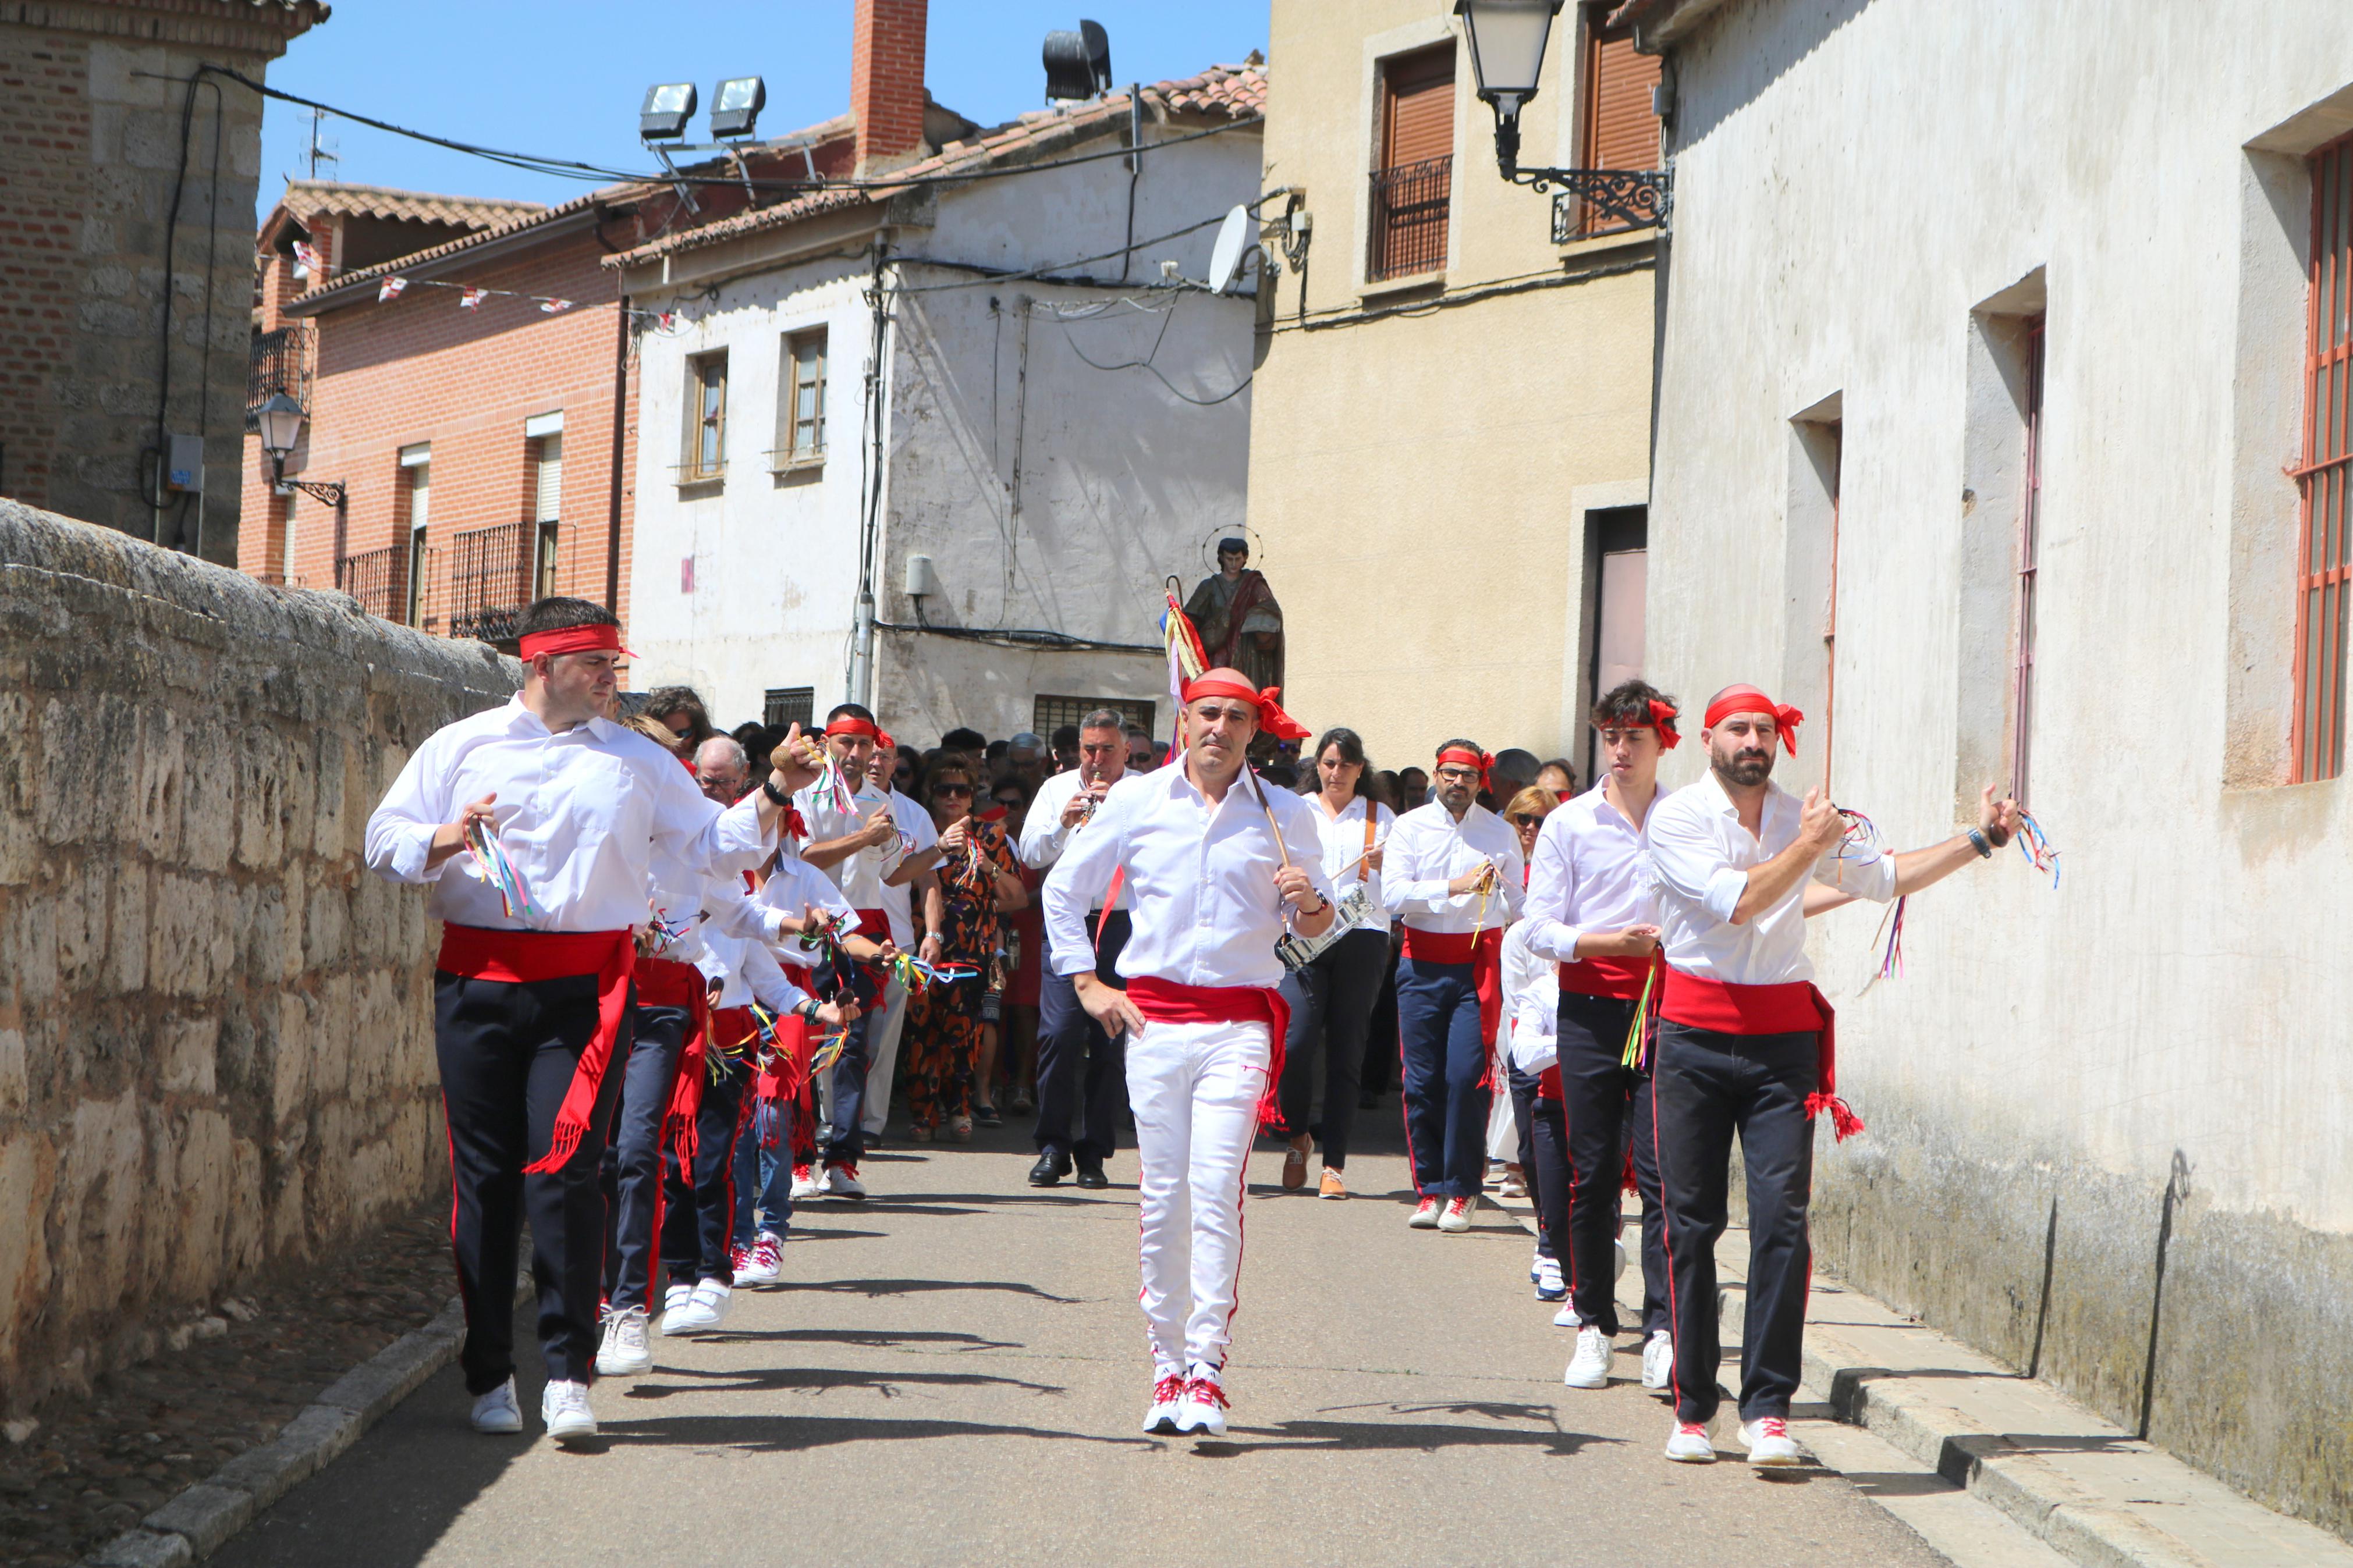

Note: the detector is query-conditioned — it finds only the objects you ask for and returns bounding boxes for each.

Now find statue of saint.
[1184,538,1284,694]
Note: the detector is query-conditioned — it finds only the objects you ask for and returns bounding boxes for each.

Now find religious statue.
[1184,537,1284,694]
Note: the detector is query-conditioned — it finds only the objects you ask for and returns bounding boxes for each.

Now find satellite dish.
[1207,205,1251,295]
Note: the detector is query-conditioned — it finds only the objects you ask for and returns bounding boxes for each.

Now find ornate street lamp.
[1454,0,1671,232]
[255,392,345,507]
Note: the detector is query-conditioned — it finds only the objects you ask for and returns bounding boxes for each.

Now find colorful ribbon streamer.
[462,818,538,921]
[2014,809,2061,887]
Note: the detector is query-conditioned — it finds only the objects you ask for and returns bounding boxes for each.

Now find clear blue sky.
[257,1,1269,220]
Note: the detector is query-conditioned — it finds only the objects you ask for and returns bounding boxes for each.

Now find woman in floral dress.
[904,753,1027,1141]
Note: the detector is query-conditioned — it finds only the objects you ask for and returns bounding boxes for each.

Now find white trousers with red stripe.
[1127,1016,1269,1373]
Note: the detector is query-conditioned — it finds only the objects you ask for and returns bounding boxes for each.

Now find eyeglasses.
[932,783,973,798]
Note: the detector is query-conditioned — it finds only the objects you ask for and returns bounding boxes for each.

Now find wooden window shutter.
[533,434,563,522]
[1381,42,1456,170]
[1575,4,1662,234]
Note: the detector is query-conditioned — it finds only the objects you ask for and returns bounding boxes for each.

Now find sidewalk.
[1497,1186,2353,1568]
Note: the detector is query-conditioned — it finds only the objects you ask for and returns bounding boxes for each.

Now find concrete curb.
[82,1285,517,1566]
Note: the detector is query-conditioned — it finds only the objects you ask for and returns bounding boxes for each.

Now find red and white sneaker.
[1407,1196,1441,1229]
[734,1231,783,1286]
[788,1164,821,1200]
[1142,1371,1187,1435]
[1174,1367,1229,1437]
[1664,1418,1717,1463]
[822,1163,867,1199]
[1437,1196,1474,1232]
[1738,1416,1803,1467]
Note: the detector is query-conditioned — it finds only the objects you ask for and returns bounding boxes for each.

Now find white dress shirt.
[1520,781,1661,963]
[1302,792,1394,934]
[1503,919,1559,1074]
[794,773,904,912]
[1379,801,1526,932]
[879,787,939,948]
[699,926,808,1012]
[1042,765,1336,991]
[1644,771,1897,985]
[1018,767,1133,911]
[755,853,857,971]
[364,694,773,933]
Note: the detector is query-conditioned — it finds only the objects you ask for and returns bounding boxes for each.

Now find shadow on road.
[597,1412,1158,1453]
[623,1364,1069,1399]
[712,1327,1024,1352]
[776,1277,1082,1303]
[1196,1416,1620,1458]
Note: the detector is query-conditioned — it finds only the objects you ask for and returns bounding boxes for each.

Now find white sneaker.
[1407,1196,1441,1229]
[822,1164,867,1199]
[1563,1325,1612,1389]
[1615,1236,1629,1282]
[1142,1370,1187,1435]
[734,1231,783,1285]
[1663,1418,1716,1463]
[1553,1302,1583,1329]
[1738,1416,1804,1467]
[469,1376,523,1434]
[541,1378,597,1442]
[789,1164,821,1200]
[1642,1329,1673,1390]
[595,1306,651,1376]
[665,1278,732,1334]
[657,1282,695,1335]
[1436,1196,1474,1233]
[1173,1366,1229,1437]
[1533,1254,1566,1301]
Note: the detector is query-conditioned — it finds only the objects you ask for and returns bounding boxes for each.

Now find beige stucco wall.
[1646,0,2353,1535]
[1248,1,1656,770]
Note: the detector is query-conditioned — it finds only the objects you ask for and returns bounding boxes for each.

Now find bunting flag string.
[361,272,683,329]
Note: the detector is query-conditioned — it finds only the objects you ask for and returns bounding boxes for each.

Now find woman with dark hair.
[903,753,1026,1141]
[1271,726,1396,1199]
[643,687,716,750]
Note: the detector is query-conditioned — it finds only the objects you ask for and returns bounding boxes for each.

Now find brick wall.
[0,497,514,1412]
[235,228,638,640]
[0,3,321,564]
[850,0,929,173]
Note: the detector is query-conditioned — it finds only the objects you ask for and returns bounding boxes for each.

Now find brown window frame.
[773,328,828,471]
[2293,133,2353,781]
[683,351,729,482]
[1367,41,1456,284]
[1572,0,1663,239]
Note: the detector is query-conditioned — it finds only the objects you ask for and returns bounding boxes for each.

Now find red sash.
[1658,968,1862,1140]
[438,925,634,1174]
[1125,975,1290,1128]
[751,1011,811,1148]
[1400,925,1505,1087]
[1556,954,1661,1000]
[638,957,714,1167]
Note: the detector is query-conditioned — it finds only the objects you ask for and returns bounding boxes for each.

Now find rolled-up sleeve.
[742,940,809,1012]
[1646,800,1747,924]
[1813,841,1899,903]
[364,737,449,885]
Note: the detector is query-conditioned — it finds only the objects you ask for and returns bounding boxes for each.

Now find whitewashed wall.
[1646,0,2353,1533]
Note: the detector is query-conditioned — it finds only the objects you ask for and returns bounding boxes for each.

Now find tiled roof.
[281,180,546,230]
[286,186,635,308]
[606,62,1266,269]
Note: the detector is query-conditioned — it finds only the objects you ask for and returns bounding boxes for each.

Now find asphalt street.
[212,1118,1949,1568]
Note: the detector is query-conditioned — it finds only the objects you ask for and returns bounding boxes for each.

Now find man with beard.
[1042,669,1332,1437]
[1019,709,1133,1187]
[1644,684,2018,1470]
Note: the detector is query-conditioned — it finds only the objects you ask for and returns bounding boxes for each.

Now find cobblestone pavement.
[1,1202,455,1567]
[208,1119,1949,1568]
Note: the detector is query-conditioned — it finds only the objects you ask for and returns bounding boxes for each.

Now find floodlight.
[640,81,697,140]
[711,76,765,139]
[1042,20,1112,102]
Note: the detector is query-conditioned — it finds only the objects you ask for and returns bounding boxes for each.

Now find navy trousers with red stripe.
[662,1054,750,1286]
[1394,957,1492,1199]
[1542,991,1670,1337]
[435,970,628,1394]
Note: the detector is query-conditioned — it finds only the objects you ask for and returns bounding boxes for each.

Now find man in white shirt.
[1644,683,2018,1469]
[1043,669,1335,1438]
[363,597,816,1443]
[793,703,911,1197]
[1018,708,1133,1188]
[1520,681,1680,1395]
[1380,741,1525,1233]
[857,731,943,1148]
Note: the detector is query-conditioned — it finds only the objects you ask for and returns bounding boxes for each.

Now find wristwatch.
[793,997,820,1023]
[1965,827,1993,859]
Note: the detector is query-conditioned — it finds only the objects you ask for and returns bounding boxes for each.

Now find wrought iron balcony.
[448,520,537,645]
[246,325,313,432]
[1366,154,1454,283]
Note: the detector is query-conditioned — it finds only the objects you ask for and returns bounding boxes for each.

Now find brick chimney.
[851,0,929,176]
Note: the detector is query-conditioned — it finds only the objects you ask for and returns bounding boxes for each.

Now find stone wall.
[0,499,513,1411]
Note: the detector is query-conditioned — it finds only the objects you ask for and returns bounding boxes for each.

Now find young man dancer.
[1018,708,1132,1189]
[363,597,814,1441]
[1520,681,1678,1393]
[1042,669,1335,1437]
[1382,741,1525,1232]
[1645,684,2017,1468]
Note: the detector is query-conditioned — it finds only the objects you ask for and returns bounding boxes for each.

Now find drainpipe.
[850,240,891,707]
[606,294,629,610]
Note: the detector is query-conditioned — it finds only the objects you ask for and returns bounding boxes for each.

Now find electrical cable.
[1048,289,1254,406]
[892,190,1282,293]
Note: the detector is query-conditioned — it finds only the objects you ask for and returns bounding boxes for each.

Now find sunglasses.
[1509,814,1543,828]
[932,783,973,798]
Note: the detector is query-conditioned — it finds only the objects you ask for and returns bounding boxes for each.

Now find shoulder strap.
[1360,802,1377,881]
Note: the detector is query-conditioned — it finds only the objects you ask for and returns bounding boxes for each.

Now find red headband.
[1648,699,1682,750]
[1436,745,1493,794]
[518,623,631,660]
[824,716,879,740]
[875,730,895,751]
[1183,668,1311,742]
[1703,685,1804,755]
